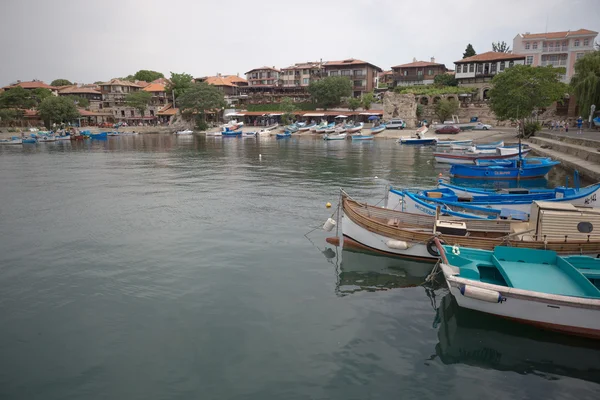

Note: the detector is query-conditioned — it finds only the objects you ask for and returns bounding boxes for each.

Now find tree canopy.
[308,76,353,109]
[125,91,152,117]
[51,79,73,86]
[463,44,476,59]
[279,97,298,125]
[434,98,459,123]
[30,88,53,106]
[347,97,361,111]
[66,95,90,108]
[0,86,35,109]
[570,51,600,118]
[166,72,194,103]
[38,96,80,128]
[361,92,376,110]
[489,64,567,122]
[177,82,226,123]
[433,73,458,87]
[492,41,511,53]
[133,70,165,82]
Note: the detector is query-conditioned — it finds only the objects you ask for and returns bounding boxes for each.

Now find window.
[353,80,365,87]
[526,56,534,65]
[403,70,408,76]
[150,110,155,117]
[354,70,363,76]
[509,61,514,67]
[491,63,497,73]
[532,42,538,49]
[469,63,475,72]
[542,42,547,48]
[499,61,505,71]
[477,63,483,73]
[303,78,309,84]
[525,42,530,49]
[577,52,585,60]
[329,70,339,76]
[574,40,580,47]
[584,39,589,46]
[456,65,462,73]
[121,110,125,117]
[130,110,134,117]
[341,70,351,76]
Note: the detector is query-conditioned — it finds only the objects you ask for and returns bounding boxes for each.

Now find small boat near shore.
[436,242,600,339]
[0,137,23,145]
[370,124,386,134]
[276,131,292,139]
[222,130,242,137]
[175,129,193,135]
[351,135,374,141]
[434,147,532,164]
[346,123,364,133]
[450,157,559,180]
[437,139,473,147]
[324,133,347,141]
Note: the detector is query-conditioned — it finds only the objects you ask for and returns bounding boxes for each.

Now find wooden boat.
[434,147,532,164]
[22,138,37,144]
[175,129,193,135]
[56,135,71,140]
[0,137,23,145]
[69,135,84,141]
[37,135,57,142]
[437,139,473,147]
[276,132,291,139]
[221,130,242,137]
[242,131,257,137]
[450,157,559,180]
[351,135,374,141]
[90,132,108,140]
[436,242,600,339]
[370,124,386,134]
[339,193,600,261]
[310,122,327,132]
[299,123,315,132]
[432,116,479,131]
[205,131,223,136]
[315,123,333,134]
[323,133,347,141]
[346,123,364,133]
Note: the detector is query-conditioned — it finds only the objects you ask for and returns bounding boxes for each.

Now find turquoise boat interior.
[443,246,600,298]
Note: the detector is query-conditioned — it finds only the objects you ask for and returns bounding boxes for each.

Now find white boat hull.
[347,124,364,133]
[443,267,600,338]
[342,210,434,260]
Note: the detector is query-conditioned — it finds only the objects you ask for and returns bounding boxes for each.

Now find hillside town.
[0,28,598,129]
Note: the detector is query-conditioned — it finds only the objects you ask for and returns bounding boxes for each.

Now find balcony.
[541,60,567,67]
[543,46,569,53]
[475,71,496,77]
[395,75,424,82]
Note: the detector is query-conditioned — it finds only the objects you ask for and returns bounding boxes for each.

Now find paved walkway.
[539,128,600,143]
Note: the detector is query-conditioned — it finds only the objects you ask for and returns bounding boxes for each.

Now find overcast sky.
[1,0,599,86]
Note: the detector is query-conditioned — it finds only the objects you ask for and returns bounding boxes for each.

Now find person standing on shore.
[565,122,569,133]
[577,116,583,134]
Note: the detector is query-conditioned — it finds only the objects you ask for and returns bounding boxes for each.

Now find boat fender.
[427,238,445,257]
[452,245,460,255]
[519,169,524,175]
[322,218,337,232]
[385,240,410,250]
[460,285,506,303]
[485,171,490,176]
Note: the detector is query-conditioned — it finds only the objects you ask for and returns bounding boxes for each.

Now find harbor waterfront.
[1,135,599,400]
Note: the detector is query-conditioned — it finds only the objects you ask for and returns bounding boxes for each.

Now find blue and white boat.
[370,124,386,134]
[347,122,364,133]
[437,243,600,339]
[90,132,108,140]
[351,135,374,141]
[437,139,473,147]
[450,157,559,180]
[315,123,335,134]
[299,123,316,132]
[221,130,242,137]
[0,136,23,145]
[276,131,292,139]
[324,133,347,141]
[22,137,37,144]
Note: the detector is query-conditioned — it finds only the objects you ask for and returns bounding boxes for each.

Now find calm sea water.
[0,135,599,400]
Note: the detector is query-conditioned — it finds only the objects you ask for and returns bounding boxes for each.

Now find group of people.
[549,117,585,134]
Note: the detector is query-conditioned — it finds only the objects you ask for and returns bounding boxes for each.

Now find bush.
[195,118,209,131]
[523,121,542,138]
[394,85,476,96]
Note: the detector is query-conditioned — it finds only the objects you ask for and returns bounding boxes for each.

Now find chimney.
[413,57,417,62]
[237,73,239,77]
[431,57,435,63]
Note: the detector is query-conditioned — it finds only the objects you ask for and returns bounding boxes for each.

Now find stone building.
[245,67,280,88]
[2,80,58,95]
[280,61,324,88]
[513,28,598,82]
[454,52,526,100]
[58,86,103,111]
[322,59,382,97]
[391,58,448,87]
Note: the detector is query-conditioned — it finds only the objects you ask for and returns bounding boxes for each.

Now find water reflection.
[333,248,434,295]
[433,294,600,383]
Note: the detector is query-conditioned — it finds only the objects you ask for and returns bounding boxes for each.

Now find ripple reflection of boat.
[434,293,600,383]
[335,247,435,295]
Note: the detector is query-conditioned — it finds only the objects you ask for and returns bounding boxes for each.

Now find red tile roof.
[391,61,445,68]
[142,83,166,92]
[456,51,525,63]
[158,104,178,116]
[3,80,56,90]
[521,29,598,39]
[203,76,236,87]
[59,86,102,95]
[100,78,144,87]
[77,108,112,116]
[245,66,280,74]
[323,59,382,71]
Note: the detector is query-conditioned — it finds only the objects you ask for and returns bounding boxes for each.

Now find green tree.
[492,41,511,53]
[0,86,34,109]
[133,70,165,82]
[570,51,600,118]
[280,97,298,125]
[0,109,18,125]
[177,82,226,129]
[121,75,135,82]
[125,90,152,118]
[308,76,353,109]
[38,96,80,128]
[30,88,53,106]
[66,95,90,108]
[463,44,476,59]
[347,97,361,111]
[433,73,458,87]
[50,79,72,86]
[166,72,194,103]
[416,104,424,120]
[489,65,567,136]
[361,92,376,110]
[434,98,459,123]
